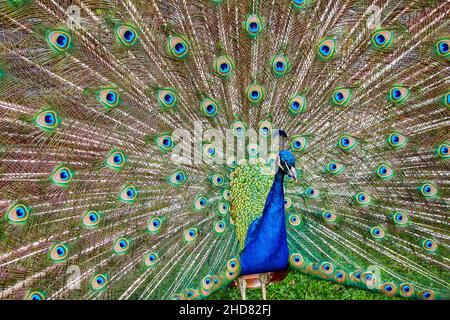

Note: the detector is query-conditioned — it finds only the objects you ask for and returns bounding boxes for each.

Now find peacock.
[0,0,449,301]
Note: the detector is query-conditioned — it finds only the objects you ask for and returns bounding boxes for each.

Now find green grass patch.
[209,272,401,300]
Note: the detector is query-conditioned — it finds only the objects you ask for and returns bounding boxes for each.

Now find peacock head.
[278,150,297,181]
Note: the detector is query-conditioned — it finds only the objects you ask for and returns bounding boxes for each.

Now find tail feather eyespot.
[317,38,336,60]
[91,274,108,291]
[6,203,30,225]
[113,237,130,254]
[34,109,60,133]
[244,14,263,38]
[331,88,352,107]
[371,30,394,49]
[116,24,138,46]
[47,30,71,51]
[168,35,190,59]
[49,243,69,263]
[51,165,74,187]
[82,211,101,228]
[119,185,138,203]
[214,55,235,78]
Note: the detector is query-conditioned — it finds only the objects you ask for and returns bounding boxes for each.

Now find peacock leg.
[238,277,247,300]
[259,273,268,300]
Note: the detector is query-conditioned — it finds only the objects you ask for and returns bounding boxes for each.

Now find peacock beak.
[287,166,297,182]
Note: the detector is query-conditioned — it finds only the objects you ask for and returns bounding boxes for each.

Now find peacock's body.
[0,0,449,300]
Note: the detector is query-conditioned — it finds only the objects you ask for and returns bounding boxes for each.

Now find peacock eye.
[376,163,394,180]
[51,165,74,187]
[388,85,409,104]
[26,291,46,300]
[338,134,357,151]
[49,243,69,262]
[214,55,235,78]
[201,97,219,117]
[113,237,130,254]
[91,274,108,291]
[392,211,409,226]
[351,270,363,282]
[259,120,273,137]
[419,290,435,300]
[363,272,376,286]
[157,88,178,109]
[247,143,259,157]
[217,201,229,215]
[47,30,71,51]
[387,131,407,148]
[290,135,307,153]
[168,170,187,187]
[168,35,189,59]
[6,203,31,225]
[305,187,319,198]
[214,220,226,234]
[436,38,449,57]
[422,238,437,252]
[335,270,347,283]
[116,25,138,46]
[211,173,225,187]
[370,226,385,239]
[399,283,415,297]
[436,142,449,159]
[97,88,120,110]
[155,134,174,152]
[231,121,246,137]
[105,150,126,170]
[148,217,162,233]
[355,192,371,205]
[184,288,200,300]
[143,252,158,268]
[371,30,394,49]
[381,282,397,296]
[203,143,217,160]
[284,197,292,208]
[444,91,450,108]
[320,261,334,275]
[326,161,344,175]
[246,82,264,104]
[184,228,198,242]
[201,275,214,292]
[288,95,307,114]
[227,258,240,274]
[119,185,138,203]
[271,54,289,77]
[226,156,237,169]
[244,14,263,37]
[331,88,352,107]
[194,195,207,210]
[292,0,309,9]
[322,211,336,222]
[289,253,305,269]
[34,109,61,133]
[82,211,101,228]
[288,214,301,226]
[419,182,438,198]
[222,189,231,201]
[317,39,336,60]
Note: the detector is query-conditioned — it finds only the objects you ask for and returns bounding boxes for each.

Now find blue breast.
[239,172,289,275]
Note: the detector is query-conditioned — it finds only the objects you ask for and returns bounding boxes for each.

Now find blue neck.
[240,169,289,275]
[256,170,286,240]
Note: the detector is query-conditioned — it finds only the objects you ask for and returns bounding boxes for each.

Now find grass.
[208,272,401,300]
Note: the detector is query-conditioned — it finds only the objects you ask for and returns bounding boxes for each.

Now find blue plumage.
[240,151,296,275]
